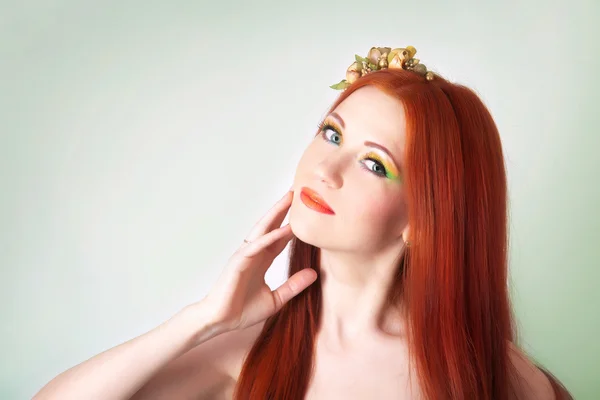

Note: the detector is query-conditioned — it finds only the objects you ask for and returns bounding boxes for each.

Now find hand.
[200,190,318,333]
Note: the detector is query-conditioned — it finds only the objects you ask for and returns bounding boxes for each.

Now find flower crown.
[330,45,435,90]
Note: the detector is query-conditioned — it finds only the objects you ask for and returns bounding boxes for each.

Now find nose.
[314,156,343,189]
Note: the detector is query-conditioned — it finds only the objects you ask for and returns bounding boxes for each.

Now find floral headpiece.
[330,45,435,90]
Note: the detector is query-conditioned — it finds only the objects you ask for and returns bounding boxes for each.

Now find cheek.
[351,190,407,230]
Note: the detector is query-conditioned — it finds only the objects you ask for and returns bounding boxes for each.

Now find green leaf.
[355,54,367,64]
[329,80,350,90]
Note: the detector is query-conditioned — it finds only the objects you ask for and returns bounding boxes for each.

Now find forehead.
[332,86,407,158]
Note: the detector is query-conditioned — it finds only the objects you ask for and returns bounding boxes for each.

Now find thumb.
[272,268,318,311]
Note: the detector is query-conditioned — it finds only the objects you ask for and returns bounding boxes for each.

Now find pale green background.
[1,0,598,398]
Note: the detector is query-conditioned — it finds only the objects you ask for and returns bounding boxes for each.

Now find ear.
[401,224,410,244]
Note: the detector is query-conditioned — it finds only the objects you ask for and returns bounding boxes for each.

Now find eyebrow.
[329,112,345,129]
[326,112,402,173]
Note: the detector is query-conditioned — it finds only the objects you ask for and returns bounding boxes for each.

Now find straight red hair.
[233,69,572,399]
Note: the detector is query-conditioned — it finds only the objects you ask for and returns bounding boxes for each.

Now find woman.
[33,46,572,399]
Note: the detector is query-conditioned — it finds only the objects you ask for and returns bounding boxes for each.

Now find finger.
[245,191,293,242]
[253,230,296,274]
[246,191,293,241]
[271,268,318,312]
[239,223,294,259]
[266,229,296,256]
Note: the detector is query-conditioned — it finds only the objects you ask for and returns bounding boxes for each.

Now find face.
[289,85,409,254]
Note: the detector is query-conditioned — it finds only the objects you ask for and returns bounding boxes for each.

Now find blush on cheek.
[349,196,385,223]
[359,195,407,230]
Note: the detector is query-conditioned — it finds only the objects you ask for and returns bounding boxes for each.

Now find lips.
[300,187,335,215]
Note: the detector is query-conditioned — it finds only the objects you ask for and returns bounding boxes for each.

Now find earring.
[403,237,411,247]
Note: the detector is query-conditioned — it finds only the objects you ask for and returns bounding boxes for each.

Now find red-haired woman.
[34,46,573,400]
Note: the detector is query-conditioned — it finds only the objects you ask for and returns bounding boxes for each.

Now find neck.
[317,241,408,350]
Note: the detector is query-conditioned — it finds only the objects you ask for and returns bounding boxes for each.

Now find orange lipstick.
[300,187,335,215]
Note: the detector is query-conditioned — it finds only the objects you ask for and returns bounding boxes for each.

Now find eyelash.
[318,122,389,178]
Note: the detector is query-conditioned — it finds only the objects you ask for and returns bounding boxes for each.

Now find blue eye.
[321,124,342,145]
[318,123,388,179]
[361,159,388,177]
[317,122,392,180]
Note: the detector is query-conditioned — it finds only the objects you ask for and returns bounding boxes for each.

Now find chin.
[288,212,315,245]
[289,214,343,252]
[289,208,326,248]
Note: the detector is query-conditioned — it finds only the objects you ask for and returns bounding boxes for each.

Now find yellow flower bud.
[367,47,382,64]
[388,53,404,69]
[405,46,417,58]
[347,61,361,72]
[390,48,409,60]
[346,70,361,84]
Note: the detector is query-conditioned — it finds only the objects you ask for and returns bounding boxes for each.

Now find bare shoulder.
[507,341,555,400]
[131,321,264,400]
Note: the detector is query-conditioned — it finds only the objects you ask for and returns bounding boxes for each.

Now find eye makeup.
[363,151,400,180]
[317,117,402,182]
[317,119,343,140]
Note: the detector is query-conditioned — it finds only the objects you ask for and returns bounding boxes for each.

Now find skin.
[290,85,412,347]
[288,85,551,398]
[28,73,561,400]
[132,86,420,399]
[288,85,416,397]
[101,85,555,400]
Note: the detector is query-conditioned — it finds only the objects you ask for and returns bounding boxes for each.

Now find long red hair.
[233,69,571,399]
